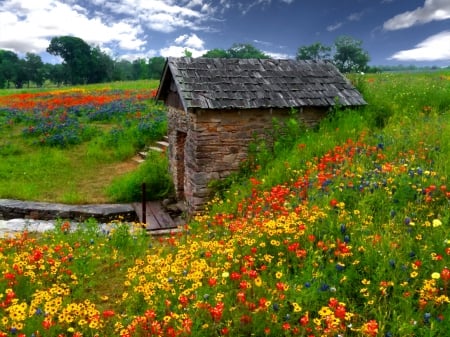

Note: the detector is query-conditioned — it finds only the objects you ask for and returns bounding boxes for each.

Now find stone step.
[147,146,164,153]
[133,137,169,162]
[156,140,169,148]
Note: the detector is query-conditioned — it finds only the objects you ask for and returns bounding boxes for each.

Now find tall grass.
[0,71,449,337]
[0,81,168,203]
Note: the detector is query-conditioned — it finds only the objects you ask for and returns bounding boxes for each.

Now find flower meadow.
[0,87,162,148]
[0,82,168,203]
[1,72,450,336]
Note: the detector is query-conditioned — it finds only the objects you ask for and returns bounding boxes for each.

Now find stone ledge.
[0,199,138,223]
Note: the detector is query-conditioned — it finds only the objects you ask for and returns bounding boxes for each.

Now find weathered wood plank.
[132,201,176,231]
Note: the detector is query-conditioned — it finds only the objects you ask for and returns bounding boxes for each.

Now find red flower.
[179,295,189,307]
[230,271,241,281]
[102,310,115,318]
[208,277,217,287]
[42,319,54,330]
[237,291,246,303]
[209,302,224,322]
[328,297,339,308]
[362,320,378,336]
[248,270,258,279]
[334,305,346,319]
[299,313,309,326]
[441,267,450,281]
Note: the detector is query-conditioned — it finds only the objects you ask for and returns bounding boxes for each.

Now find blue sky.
[0,0,449,66]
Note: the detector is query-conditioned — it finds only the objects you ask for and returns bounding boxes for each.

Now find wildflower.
[441,267,450,281]
[362,319,378,336]
[431,272,441,279]
[292,302,301,312]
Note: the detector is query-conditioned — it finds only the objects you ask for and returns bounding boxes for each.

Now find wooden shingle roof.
[156,57,366,111]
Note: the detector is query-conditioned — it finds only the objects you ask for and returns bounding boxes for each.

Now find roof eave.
[155,57,190,113]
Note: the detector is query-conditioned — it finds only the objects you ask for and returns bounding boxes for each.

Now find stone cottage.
[155,57,366,213]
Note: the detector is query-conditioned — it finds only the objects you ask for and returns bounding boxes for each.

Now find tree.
[89,46,114,83]
[14,59,29,88]
[46,63,67,86]
[112,60,133,81]
[24,53,45,87]
[47,36,93,84]
[227,43,269,59]
[333,36,370,73]
[202,48,229,58]
[148,56,165,79]
[132,58,148,80]
[296,42,331,61]
[0,50,19,88]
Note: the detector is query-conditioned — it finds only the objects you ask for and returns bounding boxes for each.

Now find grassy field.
[0,71,449,336]
[0,80,169,203]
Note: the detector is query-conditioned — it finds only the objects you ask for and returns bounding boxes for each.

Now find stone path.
[0,218,60,237]
[0,199,137,238]
[0,199,184,237]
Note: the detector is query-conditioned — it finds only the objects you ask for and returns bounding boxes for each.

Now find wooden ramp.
[132,201,178,233]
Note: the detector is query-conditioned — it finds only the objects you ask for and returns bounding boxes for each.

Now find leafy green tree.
[227,43,269,59]
[148,56,165,79]
[90,46,114,83]
[14,59,29,88]
[296,42,331,61]
[46,63,67,86]
[47,36,93,84]
[112,60,133,81]
[333,36,370,73]
[24,53,45,87]
[132,58,148,80]
[0,50,19,88]
[202,48,229,58]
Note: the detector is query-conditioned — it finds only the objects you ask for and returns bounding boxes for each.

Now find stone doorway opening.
[174,131,187,200]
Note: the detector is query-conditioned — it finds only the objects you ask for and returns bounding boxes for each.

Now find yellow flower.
[410,271,418,278]
[318,306,332,316]
[275,271,283,279]
[254,277,262,287]
[432,219,442,228]
[431,272,441,279]
[292,302,302,312]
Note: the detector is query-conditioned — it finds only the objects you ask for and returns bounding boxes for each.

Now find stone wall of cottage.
[167,106,328,213]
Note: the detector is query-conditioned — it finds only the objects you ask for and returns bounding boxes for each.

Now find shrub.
[106,151,173,202]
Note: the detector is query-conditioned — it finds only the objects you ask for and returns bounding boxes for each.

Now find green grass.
[0,71,450,337]
[0,80,169,203]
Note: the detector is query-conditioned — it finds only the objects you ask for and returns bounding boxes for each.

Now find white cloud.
[106,0,209,33]
[348,11,365,21]
[0,0,146,55]
[174,34,205,49]
[264,51,292,59]
[384,0,450,30]
[0,0,216,59]
[160,33,207,57]
[389,30,450,61]
[326,22,343,32]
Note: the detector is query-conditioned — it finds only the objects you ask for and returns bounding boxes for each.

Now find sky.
[0,0,449,67]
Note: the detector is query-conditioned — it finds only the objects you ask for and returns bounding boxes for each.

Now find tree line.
[0,36,167,88]
[2,34,437,89]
